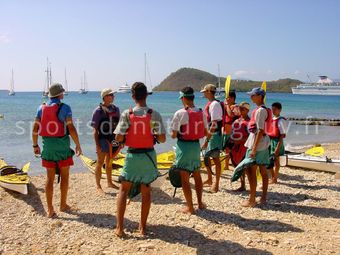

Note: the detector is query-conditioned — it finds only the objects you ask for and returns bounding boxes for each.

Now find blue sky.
[1,0,339,91]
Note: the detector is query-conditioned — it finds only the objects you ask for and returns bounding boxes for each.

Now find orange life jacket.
[39,104,66,137]
[267,116,286,139]
[179,108,205,141]
[125,108,154,149]
[204,100,224,133]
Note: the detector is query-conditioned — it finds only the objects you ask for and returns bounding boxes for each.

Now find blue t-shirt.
[36,98,72,122]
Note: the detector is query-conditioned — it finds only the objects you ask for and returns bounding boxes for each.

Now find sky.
[0,0,340,91]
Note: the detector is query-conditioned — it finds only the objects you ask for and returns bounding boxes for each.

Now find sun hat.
[239,101,251,110]
[101,88,116,98]
[247,87,266,96]
[48,83,65,98]
[200,84,216,93]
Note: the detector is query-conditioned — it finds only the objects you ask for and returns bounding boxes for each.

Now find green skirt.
[208,132,222,151]
[269,138,285,156]
[174,140,201,173]
[121,149,158,185]
[245,148,269,166]
[41,136,74,161]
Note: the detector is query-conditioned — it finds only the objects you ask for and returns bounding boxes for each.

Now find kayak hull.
[0,181,28,195]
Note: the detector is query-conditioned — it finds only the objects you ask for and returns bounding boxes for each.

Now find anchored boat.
[0,160,30,194]
[292,76,340,96]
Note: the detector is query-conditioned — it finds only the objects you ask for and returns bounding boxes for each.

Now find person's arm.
[32,118,41,155]
[66,117,82,156]
[93,128,101,153]
[156,133,166,143]
[275,135,284,156]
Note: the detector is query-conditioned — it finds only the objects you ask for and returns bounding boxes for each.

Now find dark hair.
[228,90,236,100]
[272,102,282,110]
[181,86,195,101]
[131,82,148,100]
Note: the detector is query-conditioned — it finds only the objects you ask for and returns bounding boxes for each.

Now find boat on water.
[292,76,340,96]
[64,68,69,96]
[0,159,30,195]
[79,71,88,94]
[8,69,15,96]
[117,83,131,93]
[42,58,52,98]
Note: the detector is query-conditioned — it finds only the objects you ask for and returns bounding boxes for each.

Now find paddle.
[305,146,325,157]
[22,162,30,173]
[225,75,231,98]
[261,81,267,103]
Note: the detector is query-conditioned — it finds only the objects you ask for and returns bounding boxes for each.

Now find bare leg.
[45,168,56,217]
[105,155,119,189]
[59,166,71,212]
[211,157,221,193]
[224,149,230,170]
[115,181,132,237]
[179,171,195,214]
[95,151,106,193]
[259,165,268,204]
[203,158,213,186]
[193,171,206,209]
[242,165,257,207]
[234,174,246,191]
[269,167,275,184]
[139,184,151,235]
[273,158,280,183]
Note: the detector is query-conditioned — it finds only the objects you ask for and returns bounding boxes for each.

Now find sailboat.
[42,59,51,98]
[215,64,224,99]
[79,71,88,94]
[144,52,153,94]
[64,68,69,96]
[8,69,15,96]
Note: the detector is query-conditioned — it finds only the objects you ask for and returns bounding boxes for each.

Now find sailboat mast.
[144,53,147,85]
[64,68,68,92]
[218,64,221,91]
[11,69,14,91]
[84,71,87,91]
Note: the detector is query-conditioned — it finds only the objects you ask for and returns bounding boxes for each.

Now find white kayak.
[280,153,340,173]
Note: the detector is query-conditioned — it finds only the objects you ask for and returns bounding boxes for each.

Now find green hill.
[153,67,302,93]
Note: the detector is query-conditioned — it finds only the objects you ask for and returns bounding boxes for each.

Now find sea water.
[1,91,340,175]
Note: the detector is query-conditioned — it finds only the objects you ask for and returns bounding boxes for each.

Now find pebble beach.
[1,144,339,255]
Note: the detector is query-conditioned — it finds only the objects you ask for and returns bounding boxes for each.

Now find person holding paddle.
[114,82,166,237]
[91,88,120,193]
[170,86,208,214]
[200,84,223,193]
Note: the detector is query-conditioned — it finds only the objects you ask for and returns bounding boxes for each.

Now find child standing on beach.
[170,86,208,214]
[114,82,166,237]
[242,87,271,207]
[32,83,82,218]
[200,84,223,193]
[91,88,120,193]
[268,102,287,184]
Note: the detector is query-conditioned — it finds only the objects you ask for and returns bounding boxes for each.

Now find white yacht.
[292,76,340,95]
[8,69,15,96]
[117,83,131,93]
[79,71,88,94]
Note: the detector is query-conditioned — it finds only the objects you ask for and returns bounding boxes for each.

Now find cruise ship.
[117,83,131,93]
[292,76,340,95]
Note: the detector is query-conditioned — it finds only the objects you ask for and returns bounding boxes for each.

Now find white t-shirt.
[171,107,208,131]
[273,116,287,135]
[209,101,223,122]
[244,106,270,151]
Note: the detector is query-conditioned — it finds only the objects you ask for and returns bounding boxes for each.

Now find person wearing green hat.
[32,83,82,218]
[91,88,120,193]
[170,86,208,214]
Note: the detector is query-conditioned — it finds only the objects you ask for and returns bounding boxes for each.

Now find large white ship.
[117,83,131,93]
[292,76,340,95]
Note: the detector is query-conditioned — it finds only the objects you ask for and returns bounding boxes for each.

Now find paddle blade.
[225,75,231,98]
[22,162,30,173]
[261,81,267,102]
[305,146,324,157]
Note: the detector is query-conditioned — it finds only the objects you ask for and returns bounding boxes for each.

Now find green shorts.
[208,132,222,152]
[41,136,74,162]
[121,149,158,185]
[269,138,285,156]
[245,148,269,166]
[174,140,201,173]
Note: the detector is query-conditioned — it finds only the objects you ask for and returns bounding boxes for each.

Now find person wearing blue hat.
[241,87,272,207]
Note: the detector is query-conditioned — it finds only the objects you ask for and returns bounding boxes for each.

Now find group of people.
[31,81,286,237]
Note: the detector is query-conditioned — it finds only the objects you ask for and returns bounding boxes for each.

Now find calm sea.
[1,91,340,175]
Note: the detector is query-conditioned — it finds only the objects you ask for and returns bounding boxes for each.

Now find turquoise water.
[1,91,340,175]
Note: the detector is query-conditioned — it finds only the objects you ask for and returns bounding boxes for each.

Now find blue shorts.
[99,139,110,153]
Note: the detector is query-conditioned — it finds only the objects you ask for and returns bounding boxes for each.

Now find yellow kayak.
[0,159,30,195]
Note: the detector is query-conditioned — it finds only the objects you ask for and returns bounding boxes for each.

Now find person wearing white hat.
[91,88,120,193]
[32,83,82,218]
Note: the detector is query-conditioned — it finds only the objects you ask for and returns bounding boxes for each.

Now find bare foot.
[179,206,195,214]
[257,197,267,205]
[224,166,229,170]
[211,184,219,193]
[60,204,72,212]
[114,228,125,238]
[241,200,257,207]
[203,179,212,187]
[233,186,246,192]
[47,210,57,218]
[107,182,119,190]
[97,187,105,194]
[198,202,207,210]
[269,179,277,184]
[138,226,146,236]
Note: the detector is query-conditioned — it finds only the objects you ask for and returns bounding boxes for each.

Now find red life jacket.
[179,108,205,141]
[231,118,250,141]
[204,100,224,132]
[248,105,273,135]
[267,116,286,139]
[125,108,154,149]
[39,104,66,137]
